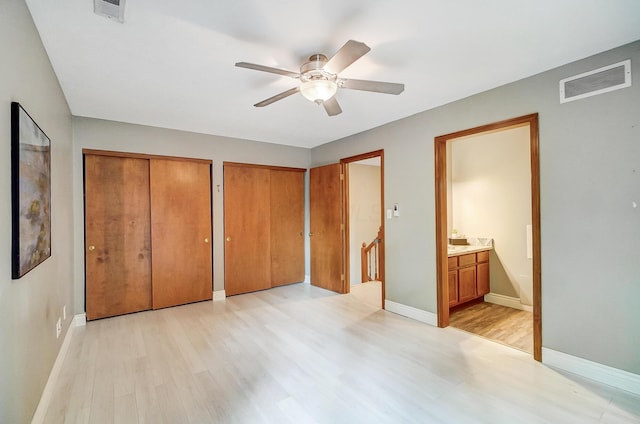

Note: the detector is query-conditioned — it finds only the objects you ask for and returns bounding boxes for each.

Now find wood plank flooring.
[450,302,533,353]
[43,283,640,423]
[349,281,383,309]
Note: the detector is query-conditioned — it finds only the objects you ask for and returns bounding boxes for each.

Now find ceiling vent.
[560,59,631,103]
[94,0,125,23]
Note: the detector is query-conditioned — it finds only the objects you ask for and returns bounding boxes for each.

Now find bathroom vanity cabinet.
[448,250,490,307]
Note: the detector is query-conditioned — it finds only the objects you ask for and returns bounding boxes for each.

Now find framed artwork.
[11,102,51,279]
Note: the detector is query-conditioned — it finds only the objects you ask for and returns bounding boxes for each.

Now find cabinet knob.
[204,238,209,243]
[88,245,96,251]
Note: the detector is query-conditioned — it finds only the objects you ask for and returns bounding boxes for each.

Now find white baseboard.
[31,314,83,424]
[304,274,311,284]
[72,313,86,327]
[213,290,226,301]
[385,300,438,326]
[542,348,640,396]
[484,293,533,312]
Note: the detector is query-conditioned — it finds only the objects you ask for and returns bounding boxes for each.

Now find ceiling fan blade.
[324,40,371,74]
[235,62,300,79]
[339,78,404,95]
[322,97,342,116]
[254,87,299,107]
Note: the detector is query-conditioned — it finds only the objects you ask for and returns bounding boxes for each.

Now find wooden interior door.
[150,159,213,309]
[224,165,271,295]
[310,163,345,293]
[84,155,152,320]
[270,169,305,286]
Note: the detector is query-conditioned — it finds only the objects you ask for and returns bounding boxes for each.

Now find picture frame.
[11,102,51,279]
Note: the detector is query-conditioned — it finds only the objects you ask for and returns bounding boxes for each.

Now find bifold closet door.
[224,165,271,296]
[85,155,152,320]
[150,159,213,309]
[270,170,305,286]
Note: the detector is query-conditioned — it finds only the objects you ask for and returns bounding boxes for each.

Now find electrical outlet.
[56,318,62,339]
[63,305,66,321]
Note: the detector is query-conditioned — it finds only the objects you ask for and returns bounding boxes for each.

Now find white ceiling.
[25,0,640,148]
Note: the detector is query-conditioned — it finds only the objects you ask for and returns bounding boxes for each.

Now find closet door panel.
[224,165,271,295]
[85,155,152,320]
[150,159,213,309]
[270,170,305,286]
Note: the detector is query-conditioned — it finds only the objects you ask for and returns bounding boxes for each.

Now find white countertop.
[447,244,493,257]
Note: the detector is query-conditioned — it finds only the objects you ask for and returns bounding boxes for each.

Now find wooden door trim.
[341,149,385,309]
[223,161,306,173]
[82,149,212,164]
[434,114,541,361]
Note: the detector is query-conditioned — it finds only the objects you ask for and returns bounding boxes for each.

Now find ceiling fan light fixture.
[300,79,337,103]
[236,40,404,115]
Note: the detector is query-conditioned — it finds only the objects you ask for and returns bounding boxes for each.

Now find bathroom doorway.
[434,114,541,360]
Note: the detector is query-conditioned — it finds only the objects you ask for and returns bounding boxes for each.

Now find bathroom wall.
[450,125,532,305]
[348,163,381,285]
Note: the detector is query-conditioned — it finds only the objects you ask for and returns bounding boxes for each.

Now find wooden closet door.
[224,165,271,295]
[270,170,305,286]
[150,159,213,309]
[85,155,152,320]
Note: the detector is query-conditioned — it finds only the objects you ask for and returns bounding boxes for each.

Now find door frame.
[434,114,541,361]
[341,149,385,309]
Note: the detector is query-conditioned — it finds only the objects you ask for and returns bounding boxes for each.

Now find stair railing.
[361,227,383,283]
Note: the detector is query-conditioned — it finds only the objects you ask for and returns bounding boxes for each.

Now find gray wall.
[71,117,311,313]
[312,41,640,374]
[0,0,74,422]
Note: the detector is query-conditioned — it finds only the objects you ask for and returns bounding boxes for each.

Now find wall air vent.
[94,0,126,23]
[560,59,631,103]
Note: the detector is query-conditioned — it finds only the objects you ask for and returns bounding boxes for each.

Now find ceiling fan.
[235,40,405,117]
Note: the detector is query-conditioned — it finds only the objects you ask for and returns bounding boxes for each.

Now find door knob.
[309,233,313,237]
[226,237,231,242]
[299,231,303,236]
[88,245,96,251]
[204,238,209,243]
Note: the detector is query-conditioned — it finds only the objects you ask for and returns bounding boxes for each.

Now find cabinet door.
[224,165,272,295]
[150,159,213,308]
[448,270,459,307]
[477,261,490,296]
[458,265,477,303]
[270,170,305,286]
[85,155,152,320]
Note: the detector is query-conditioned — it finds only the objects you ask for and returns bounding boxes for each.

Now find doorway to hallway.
[309,150,385,308]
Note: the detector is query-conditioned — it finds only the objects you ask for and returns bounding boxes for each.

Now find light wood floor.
[349,281,383,309]
[450,302,533,354]
[44,283,640,423]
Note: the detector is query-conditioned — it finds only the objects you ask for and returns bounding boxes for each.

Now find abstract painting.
[11,102,51,279]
